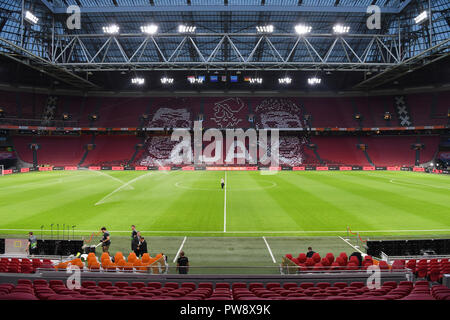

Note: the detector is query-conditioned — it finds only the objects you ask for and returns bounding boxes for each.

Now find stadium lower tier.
[11,134,440,167]
[0,278,449,300]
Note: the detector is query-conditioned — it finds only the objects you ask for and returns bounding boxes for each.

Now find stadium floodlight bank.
[24,11,39,24]
[256,25,274,33]
[178,25,196,33]
[414,11,428,24]
[141,24,158,34]
[102,25,120,34]
[333,24,350,34]
[307,77,321,85]
[295,24,312,35]
[278,77,292,84]
[131,77,145,85]
[161,77,174,84]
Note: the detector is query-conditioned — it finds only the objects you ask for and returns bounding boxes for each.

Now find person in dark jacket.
[100,227,111,254]
[176,251,189,274]
[137,237,148,257]
[306,247,315,258]
[27,232,38,256]
[131,225,139,255]
[132,231,141,256]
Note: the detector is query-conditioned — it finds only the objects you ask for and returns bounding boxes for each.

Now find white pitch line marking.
[173,236,187,263]
[2,228,450,234]
[339,236,364,255]
[88,169,134,190]
[224,171,227,233]
[95,171,153,205]
[263,236,277,263]
[389,179,450,190]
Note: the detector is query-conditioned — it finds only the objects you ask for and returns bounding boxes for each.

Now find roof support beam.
[0,36,98,89]
[39,0,55,13]
[49,32,400,72]
[51,5,400,14]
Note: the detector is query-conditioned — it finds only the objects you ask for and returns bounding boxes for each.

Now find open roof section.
[0,0,448,91]
[46,0,411,14]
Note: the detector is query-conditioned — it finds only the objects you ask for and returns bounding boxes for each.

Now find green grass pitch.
[0,170,449,273]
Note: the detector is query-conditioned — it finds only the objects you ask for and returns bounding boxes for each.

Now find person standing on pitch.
[26,232,38,256]
[221,177,225,189]
[131,225,139,255]
[100,227,111,254]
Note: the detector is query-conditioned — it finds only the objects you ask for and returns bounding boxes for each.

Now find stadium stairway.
[306,143,325,165]
[78,134,95,166]
[357,136,374,167]
[127,138,146,166]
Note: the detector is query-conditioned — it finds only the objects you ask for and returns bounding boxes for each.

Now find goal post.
[0,165,4,176]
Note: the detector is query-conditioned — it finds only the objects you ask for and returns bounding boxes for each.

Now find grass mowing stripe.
[1,171,449,237]
[300,172,450,229]
[3,228,450,234]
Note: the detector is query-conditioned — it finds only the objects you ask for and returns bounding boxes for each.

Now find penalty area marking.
[389,179,450,190]
[262,236,277,263]
[87,169,134,190]
[338,236,364,255]
[95,171,154,205]
[173,236,187,263]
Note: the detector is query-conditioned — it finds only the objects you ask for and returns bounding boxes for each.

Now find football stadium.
[0,0,449,308]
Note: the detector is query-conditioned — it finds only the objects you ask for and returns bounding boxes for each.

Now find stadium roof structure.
[0,0,449,92]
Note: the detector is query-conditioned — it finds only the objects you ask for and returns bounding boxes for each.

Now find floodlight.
[278,77,292,84]
[249,78,263,84]
[333,24,350,34]
[295,24,312,35]
[178,25,196,33]
[307,77,321,85]
[140,24,158,34]
[187,76,205,84]
[103,24,120,34]
[161,77,174,84]
[414,11,428,24]
[256,25,274,33]
[131,77,145,85]
[24,11,39,24]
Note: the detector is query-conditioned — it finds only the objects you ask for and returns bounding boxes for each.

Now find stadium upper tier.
[1,91,449,129]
